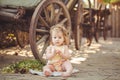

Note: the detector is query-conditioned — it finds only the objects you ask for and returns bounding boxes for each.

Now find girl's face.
[51,31,64,46]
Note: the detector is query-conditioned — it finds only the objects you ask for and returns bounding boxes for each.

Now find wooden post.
[118,7,120,37]
[112,6,116,37]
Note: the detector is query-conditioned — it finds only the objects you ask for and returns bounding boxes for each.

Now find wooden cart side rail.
[0,0,42,9]
[0,7,25,19]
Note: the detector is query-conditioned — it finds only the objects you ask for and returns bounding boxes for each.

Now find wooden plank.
[0,11,16,18]
[118,8,120,37]
[116,6,119,37]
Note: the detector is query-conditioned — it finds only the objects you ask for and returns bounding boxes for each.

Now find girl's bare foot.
[44,70,51,77]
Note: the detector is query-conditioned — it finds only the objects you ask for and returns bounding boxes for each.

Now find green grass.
[1,59,45,74]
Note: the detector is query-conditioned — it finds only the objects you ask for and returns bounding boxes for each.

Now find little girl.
[43,24,73,77]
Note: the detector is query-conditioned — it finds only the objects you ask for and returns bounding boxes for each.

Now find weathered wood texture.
[109,5,120,37]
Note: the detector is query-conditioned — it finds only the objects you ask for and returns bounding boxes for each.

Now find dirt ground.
[0,38,120,80]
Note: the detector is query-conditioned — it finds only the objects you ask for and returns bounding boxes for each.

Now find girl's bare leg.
[62,61,73,77]
[43,65,55,77]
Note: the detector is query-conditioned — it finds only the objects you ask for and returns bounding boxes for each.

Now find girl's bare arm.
[60,46,71,59]
[45,46,55,59]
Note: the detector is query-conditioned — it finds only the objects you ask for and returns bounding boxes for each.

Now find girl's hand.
[56,50,64,57]
[55,50,61,55]
[55,50,61,54]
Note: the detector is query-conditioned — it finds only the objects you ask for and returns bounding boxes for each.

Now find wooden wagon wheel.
[29,0,71,62]
[74,0,84,50]
[15,29,29,48]
[94,4,102,43]
[14,22,29,48]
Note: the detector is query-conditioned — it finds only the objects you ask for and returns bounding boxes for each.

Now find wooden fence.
[108,5,120,38]
[93,0,120,38]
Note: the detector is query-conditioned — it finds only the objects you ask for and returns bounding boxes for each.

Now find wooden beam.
[0,10,16,18]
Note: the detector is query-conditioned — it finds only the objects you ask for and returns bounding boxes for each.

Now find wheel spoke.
[38,14,49,28]
[36,35,49,45]
[59,18,67,24]
[50,4,55,25]
[53,8,62,24]
[36,28,49,33]
[44,8,50,24]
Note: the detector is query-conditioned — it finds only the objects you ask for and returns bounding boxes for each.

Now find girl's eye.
[59,37,61,39]
[54,37,56,39]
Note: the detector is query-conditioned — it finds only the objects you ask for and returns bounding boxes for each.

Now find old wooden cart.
[0,0,91,62]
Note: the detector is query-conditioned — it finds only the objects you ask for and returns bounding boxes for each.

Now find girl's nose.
[56,38,59,41]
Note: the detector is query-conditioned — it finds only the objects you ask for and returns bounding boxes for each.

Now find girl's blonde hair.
[50,24,69,45]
